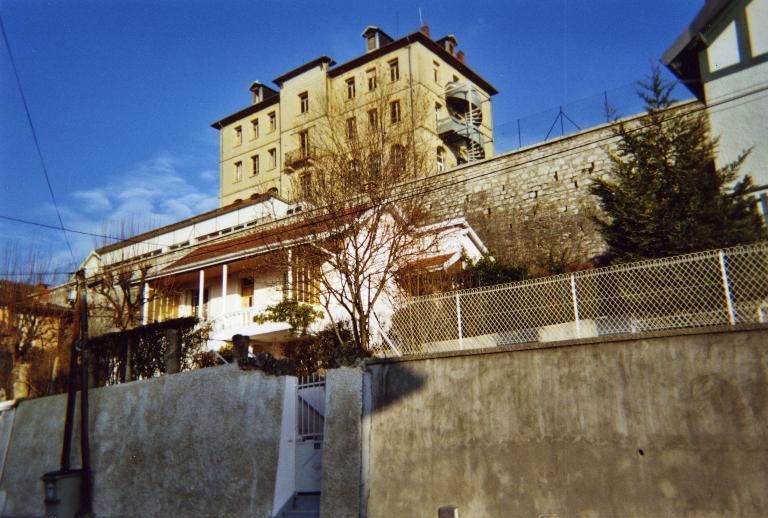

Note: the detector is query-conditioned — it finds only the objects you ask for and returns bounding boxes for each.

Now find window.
[368,108,379,129]
[366,34,377,51]
[747,0,768,57]
[390,100,401,124]
[299,130,310,157]
[346,117,357,139]
[368,152,382,183]
[251,119,259,139]
[707,21,741,72]
[391,144,406,172]
[287,248,320,304]
[435,102,442,128]
[234,126,242,146]
[452,75,459,83]
[389,59,400,81]
[234,161,243,182]
[300,173,312,198]
[436,147,445,172]
[148,292,180,323]
[240,278,254,308]
[190,288,209,320]
[346,77,356,99]
[251,155,259,175]
[299,92,309,114]
[269,111,277,132]
[269,148,277,168]
[349,159,361,176]
[433,61,440,83]
[366,68,377,91]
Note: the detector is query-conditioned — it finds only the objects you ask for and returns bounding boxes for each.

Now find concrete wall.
[319,367,364,518]
[0,364,290,517]
[363,326,768,517]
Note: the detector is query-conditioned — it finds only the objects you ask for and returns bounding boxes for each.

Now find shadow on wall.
[367,362,426,414]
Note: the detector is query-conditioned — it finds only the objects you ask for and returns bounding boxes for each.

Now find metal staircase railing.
[441,82,486,162]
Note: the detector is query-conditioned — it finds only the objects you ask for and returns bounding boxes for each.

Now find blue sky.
[0,0,703,278]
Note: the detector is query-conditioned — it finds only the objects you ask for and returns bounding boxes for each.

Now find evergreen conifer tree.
[590,66,766,264]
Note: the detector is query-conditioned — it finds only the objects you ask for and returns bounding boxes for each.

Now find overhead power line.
[3,81,767,281]
[0,214,167,248]
[0,12,76,267]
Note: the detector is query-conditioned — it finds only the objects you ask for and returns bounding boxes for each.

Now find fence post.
[570,274,581,338]
[456,292,464,350]
[718,249,737,325]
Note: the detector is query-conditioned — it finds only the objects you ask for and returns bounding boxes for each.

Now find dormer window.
[362,26,393,53]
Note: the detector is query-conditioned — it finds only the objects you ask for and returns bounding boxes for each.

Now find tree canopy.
[590,66,766,264]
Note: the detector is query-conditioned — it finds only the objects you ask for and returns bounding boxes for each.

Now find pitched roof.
[662,0,732,100]
[328,30,498,96]
[273,56,336,87]
[96,193,285,255]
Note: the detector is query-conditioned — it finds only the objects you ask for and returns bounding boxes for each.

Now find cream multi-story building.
[212,25,498,207]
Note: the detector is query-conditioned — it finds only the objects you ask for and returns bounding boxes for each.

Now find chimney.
[457,50,465,63]
[420,24,430,37]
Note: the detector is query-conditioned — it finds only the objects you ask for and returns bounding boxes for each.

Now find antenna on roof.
[418,8,423,27]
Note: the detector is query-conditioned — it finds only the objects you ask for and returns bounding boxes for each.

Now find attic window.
[367,34,377,51]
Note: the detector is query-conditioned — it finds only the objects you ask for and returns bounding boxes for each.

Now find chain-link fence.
[388,243,768,356]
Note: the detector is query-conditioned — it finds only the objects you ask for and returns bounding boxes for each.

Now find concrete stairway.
[277,492,320,518]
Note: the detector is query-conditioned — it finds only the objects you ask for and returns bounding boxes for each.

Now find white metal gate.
[295,374,325,492]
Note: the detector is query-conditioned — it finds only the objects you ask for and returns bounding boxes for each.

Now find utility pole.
[76,269,93,517]
[44,271,93,517]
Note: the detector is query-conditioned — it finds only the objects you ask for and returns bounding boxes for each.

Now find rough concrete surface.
[0,364,286,517]
[319,367,363,518]
[365,327,768,518]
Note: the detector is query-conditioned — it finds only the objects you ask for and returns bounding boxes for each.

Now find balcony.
[284,149,313,170]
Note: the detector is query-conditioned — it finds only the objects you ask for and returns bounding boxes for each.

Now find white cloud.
[28,152,220,272]
[73,190,112,212]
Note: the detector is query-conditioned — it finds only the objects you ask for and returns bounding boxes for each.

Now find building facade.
[663,0,768,216]
[212,25,498,207]
[67,193,485,352]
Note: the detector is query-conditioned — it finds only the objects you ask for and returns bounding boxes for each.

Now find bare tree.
[0,248,74,399]
[283,83,441,350]
[85,218,176,380]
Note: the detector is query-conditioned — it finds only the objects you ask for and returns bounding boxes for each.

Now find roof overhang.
[662,0,733,101]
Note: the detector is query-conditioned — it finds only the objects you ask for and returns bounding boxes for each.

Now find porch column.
[198,269,205,319]
[141,282,149,325]
[221,264,228,315]
[286,248,292,296]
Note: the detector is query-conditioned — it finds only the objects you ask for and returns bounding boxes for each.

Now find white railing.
[388,242,768,356]
[209,307,262,334]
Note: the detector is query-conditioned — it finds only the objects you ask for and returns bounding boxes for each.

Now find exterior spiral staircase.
[437,81,486,163]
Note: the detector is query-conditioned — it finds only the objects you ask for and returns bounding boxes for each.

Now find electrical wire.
[0,12,76,267]
[3,80,767,281]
